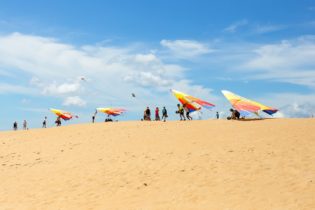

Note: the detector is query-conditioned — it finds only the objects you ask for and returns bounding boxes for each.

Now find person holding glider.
[183,104,192,120]
[221,90,278,117]
[162,107,168,122]
[229,109,240,120]
[55,116,62,126]
[177,104,186,121]
[171,89,215,120]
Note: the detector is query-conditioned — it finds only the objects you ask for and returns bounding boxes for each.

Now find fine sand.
[0,119,314,210]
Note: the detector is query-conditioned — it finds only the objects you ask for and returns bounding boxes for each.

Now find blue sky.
[0,0,315,129]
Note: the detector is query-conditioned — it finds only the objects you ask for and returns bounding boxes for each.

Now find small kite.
[221,90,278,117]
[171,89,215,112]
[50,108,78,120]
[131,93,136,98]
[96,108,126,117]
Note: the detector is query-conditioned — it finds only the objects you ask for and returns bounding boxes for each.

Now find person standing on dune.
[23,120,28,130]
[155,107,160,121]
[13,121,18,131]
[42,116,47,128]
[144,107,151,121]
[162,107,168,122]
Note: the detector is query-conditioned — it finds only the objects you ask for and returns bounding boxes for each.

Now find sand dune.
[0,119,314,210]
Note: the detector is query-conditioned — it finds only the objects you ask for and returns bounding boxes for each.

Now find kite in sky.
[50,108,78,120]
[221,90,278,117]
[171,89,215,112]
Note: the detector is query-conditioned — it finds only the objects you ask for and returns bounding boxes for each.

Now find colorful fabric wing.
[171,89,215,112]
[50,108,78,120]
[221,90,278,116]
[96,108,126,116]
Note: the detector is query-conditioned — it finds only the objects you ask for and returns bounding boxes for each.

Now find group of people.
[12,117,48,131]
[176,104,193,121]
[11,104,243,131]
[143,106,168,122]
[12,120,28,131]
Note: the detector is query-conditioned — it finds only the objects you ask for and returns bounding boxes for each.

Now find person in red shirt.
[155,107,160,121]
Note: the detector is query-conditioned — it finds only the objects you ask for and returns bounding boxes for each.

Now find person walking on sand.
[13,121,18,131]
[23,120,27,130]
[162,106,168,122]
[177,104,186,121]
[216,112,219,119]
[183,104,192,120]
[92,115,95,123]
[42,116,47,128]
[155,107,160,121]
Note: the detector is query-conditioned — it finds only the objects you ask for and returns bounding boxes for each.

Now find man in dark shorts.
[13,121,18,131]
[162,107,168,122]
[177,104,185,121]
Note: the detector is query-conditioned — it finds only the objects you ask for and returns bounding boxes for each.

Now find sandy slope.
[0,119,314,210]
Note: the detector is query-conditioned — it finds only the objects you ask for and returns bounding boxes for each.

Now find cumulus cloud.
[0,32,212,111]
[256,93,315,118]
[42,82,81,95]
[124,71,172,88]
[280,103,315,118]
[63,96,86,107]
[134,53,159,63]
[160,39,212,58]
[242,36,315,87]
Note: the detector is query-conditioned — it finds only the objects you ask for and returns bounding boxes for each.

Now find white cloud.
[253,24,286,34]
[260,93,315,118]
[124,71,172,88]
[0,83,35,95]
[0,33,212,112]
[42,82,81,95]
[160,39,212,58]
[224,19,248,33]
[242,36,315,87]
[63,96,86,107]
[134,53,158,63]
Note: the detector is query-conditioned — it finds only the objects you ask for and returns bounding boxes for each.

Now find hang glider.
[221,90,278,116]
[50,108,78,120]
[171,89,215,112]
[96,108,126,117]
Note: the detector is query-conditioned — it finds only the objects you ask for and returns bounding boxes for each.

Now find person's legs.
[181,113,186,120]
[187,113,192,120]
